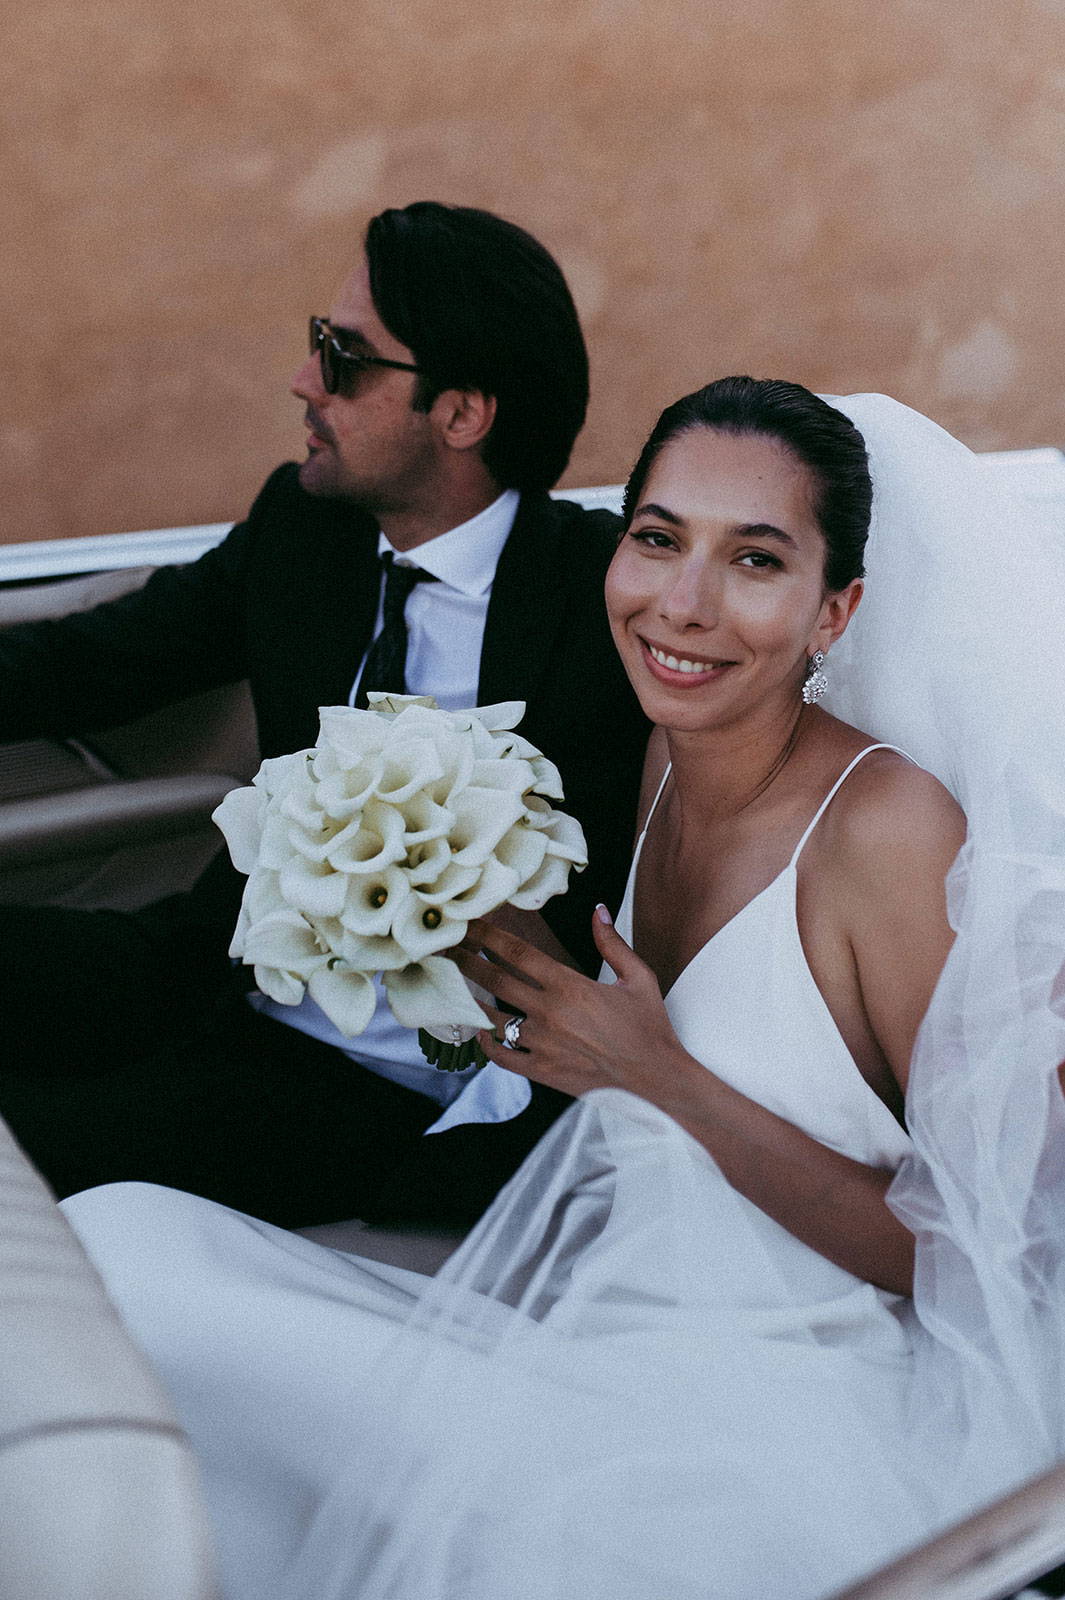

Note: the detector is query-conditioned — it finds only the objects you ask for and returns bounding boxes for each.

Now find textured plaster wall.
[3,0,1065,544]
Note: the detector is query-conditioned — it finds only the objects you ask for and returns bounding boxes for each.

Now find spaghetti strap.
[788,743,913,867]
[640,762,673,839]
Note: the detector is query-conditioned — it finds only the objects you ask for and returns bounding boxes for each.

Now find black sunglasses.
[309,316,420,395]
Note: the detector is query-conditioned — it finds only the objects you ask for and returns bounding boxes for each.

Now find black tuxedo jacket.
[1,464,649,974]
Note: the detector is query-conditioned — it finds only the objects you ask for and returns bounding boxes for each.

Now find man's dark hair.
[365,202,589,493]
[623,377,872,591]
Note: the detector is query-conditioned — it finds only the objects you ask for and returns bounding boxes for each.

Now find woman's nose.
[658,560,719,628]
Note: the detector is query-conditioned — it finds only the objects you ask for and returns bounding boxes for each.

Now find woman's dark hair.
[622,377,871,590]
[365,202,589,493]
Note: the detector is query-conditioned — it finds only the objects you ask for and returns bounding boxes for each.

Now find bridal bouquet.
[212,695,587,1063]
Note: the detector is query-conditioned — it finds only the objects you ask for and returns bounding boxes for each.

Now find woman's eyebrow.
[631,505,799,550]
[736,522,799,549]
[631,501,683,525]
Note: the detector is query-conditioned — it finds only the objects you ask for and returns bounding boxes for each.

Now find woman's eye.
[629,529,676,550]
[738,549,783,570]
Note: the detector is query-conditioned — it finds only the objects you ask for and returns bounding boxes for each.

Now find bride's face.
[605,427,861,733]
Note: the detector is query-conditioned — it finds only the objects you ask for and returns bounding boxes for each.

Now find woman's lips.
[639,638,734,686]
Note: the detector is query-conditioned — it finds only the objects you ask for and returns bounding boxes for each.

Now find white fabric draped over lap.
[314,395,1065,1593]
[60,394,1065,1600]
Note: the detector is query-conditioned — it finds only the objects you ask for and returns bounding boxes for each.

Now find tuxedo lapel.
[257,501,382,754]
[305,520,382,705]
[479,493,567,707]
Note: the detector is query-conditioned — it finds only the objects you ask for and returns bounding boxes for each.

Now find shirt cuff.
[423,1061,533,1134]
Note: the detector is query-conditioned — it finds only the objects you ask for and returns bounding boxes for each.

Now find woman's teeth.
[648,644,724,674]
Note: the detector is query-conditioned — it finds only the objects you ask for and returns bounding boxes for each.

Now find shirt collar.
[376,489,520,597]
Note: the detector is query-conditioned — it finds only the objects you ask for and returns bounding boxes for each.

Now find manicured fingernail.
[595,903,613,925]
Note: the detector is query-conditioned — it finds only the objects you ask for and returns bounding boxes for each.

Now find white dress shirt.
[249,489,534,1133]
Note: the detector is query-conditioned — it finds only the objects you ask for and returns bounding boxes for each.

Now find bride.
[62,380,1065,1599]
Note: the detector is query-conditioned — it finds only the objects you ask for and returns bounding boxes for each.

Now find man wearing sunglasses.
[0,201,649,1231]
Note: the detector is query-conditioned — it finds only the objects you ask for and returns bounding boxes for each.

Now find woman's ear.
[431,389,498,454]
[809,578,863,657]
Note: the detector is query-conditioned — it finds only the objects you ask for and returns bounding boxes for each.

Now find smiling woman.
[60,381,1065,1600]
[608,426,862,721]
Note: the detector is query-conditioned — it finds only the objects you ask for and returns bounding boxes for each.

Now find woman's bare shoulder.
[822,744,967,890]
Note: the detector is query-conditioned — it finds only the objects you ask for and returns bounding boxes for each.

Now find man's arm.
[0,466,299,743]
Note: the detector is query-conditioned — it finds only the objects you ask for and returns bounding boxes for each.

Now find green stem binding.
[418,1032,490,1073]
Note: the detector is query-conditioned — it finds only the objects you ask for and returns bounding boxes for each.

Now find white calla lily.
[228,903,250,959]
[388,893,471,963]
[507,850,577,910]
[242,908,328,977]
[253,964,306,1007]
[374,737,446,806]
[397,792,453,848]
[528,756,565,799]
[413,860,484,905]
[317,703,391,761]
[468,759,538,795]
[383,956,492,1030]
[253,750,312,796]
[306,964,377,1037]
[542,809,590,866]
[448,786,525,865]
[326,799,408,873]
[278,770,331,832]
[520,793,566,831]
[212,785,265,875]
[229,868,286,956]
[256,810,300,870]
[363,692,437,716]
[312,755,384,820]
[278,855,348,920]
[244,867,286,925]
[340,865,412,936]
[404,835,454,888]
[495,823,550,883]
[440,854,522,920]
[336,929,413,972]
[463,701,525,733]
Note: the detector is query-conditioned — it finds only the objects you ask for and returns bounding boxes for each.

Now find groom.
[0,201,649,1228]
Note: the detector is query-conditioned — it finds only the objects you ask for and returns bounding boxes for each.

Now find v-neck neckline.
[627,820,795,1001]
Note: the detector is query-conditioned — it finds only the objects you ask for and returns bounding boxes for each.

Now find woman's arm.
[455,761,966,1299]
[454,915,919,1295]
[831,761,967,1094]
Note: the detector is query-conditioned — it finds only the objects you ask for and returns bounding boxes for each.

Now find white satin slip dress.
[64,743,939,1600]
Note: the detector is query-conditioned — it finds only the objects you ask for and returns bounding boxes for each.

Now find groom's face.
[289,259,438,513]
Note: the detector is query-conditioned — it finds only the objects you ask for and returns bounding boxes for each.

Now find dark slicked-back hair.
[623,377,872,591]
[365,202,589,493]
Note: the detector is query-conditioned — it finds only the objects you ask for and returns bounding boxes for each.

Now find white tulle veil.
[306,395,1065,1597]
[824,394,1065,1514]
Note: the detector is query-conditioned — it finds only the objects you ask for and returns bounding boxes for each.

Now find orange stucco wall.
[3,0,1064,544]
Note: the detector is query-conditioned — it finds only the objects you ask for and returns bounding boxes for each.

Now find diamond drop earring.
[802,651,828,704]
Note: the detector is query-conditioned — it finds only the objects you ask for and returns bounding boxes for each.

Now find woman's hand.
[451,907,689,1102]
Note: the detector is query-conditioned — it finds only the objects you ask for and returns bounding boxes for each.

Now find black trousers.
[0,903,569,1229]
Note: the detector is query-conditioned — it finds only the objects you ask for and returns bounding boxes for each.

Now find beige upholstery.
[0,1114,217,1599]
[828,1462,1065,1599]
[0,568,258,910]
[0,773,241,864]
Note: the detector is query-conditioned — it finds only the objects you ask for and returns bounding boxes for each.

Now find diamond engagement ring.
[502,1013,526,1050]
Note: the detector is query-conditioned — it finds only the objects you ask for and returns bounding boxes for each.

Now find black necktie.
[353,552,437,708]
